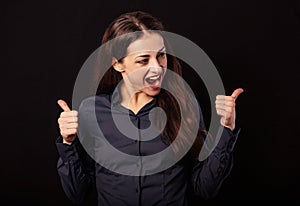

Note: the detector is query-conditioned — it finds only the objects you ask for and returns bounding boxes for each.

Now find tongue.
[146,77,157,85]
[148,79,161,89]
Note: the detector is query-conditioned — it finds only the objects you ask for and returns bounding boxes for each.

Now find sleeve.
[190,105,241,199]
[56,135,96,204]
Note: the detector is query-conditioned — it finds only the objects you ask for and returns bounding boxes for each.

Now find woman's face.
[114,32,167,97]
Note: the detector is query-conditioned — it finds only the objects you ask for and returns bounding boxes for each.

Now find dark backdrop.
[1,0,300,205]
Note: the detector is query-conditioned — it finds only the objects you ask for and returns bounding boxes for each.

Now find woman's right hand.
[57,99,78,145]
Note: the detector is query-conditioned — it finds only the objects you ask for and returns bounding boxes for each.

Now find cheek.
[125,67,147,86]
[159,56,167,68]
[163,58,167,67]
[129,75,144,86]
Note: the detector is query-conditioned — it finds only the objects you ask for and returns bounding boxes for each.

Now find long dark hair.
[96,11,206,159]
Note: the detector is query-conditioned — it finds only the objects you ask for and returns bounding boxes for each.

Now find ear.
[112,57,125,73]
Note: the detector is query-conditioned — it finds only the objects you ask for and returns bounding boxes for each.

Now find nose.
[148,65,162,74]
[149,57,162,69]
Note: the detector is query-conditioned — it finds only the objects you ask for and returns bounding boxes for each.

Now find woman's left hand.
[215,88,244,131]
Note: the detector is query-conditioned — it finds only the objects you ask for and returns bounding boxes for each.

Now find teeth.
[148,75,160,80]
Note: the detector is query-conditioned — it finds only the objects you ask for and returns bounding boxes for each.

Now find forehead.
[127,32,165,55]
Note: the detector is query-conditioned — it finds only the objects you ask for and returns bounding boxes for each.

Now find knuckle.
[230,100,235,105]
[60,112,67,117]
[227,102,234,107]
[60,130,66,137]
[226,107,232,113]
[225,112,231,119]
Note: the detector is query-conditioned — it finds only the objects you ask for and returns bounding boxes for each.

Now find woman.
[56,11,243,205]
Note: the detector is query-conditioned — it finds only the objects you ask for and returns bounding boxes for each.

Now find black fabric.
[56,93,240,206]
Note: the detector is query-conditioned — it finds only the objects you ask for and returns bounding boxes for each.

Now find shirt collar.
[110,85,157,115]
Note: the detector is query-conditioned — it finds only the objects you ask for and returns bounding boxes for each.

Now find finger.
[216,95,235,101]
[60,111,78,118]
[66,122,78,129]
[58,116,78,124]
[60,123,78,130]
[215,104,225,112]
[58,116,78,130]
[216,108,228,116]
[57,99,71,112]
[215,99,235,107]
[220,118,231,126]
[216,109,225,116]
[216,105,234,113]
[61,128,77,137]
[231,88,244,100]
[217,108,233,119]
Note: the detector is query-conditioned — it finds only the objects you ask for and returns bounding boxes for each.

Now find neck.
[119,83,153,114]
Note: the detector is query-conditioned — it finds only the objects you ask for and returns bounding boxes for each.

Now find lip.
[145,74,161,83]
[143,67,166,89]
[144,73,163,89]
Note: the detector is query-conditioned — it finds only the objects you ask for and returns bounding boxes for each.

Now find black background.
[1,0,300,205]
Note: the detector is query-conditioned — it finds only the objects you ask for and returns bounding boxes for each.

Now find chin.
[145,88,161,97]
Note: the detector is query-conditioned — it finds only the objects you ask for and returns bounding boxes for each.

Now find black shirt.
[56,93,240,206]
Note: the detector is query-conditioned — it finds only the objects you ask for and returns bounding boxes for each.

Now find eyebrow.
[134,47,166,59]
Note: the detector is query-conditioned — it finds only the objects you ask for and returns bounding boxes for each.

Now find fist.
[57,99,78,145]
[215,88,243,131]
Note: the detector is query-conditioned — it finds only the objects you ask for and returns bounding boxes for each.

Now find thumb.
[57,99,71,112]
[231,88,244,100]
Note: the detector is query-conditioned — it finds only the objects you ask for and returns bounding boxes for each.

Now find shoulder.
[78,93,112,113]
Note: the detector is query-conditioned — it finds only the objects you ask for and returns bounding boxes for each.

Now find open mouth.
[145,74,162,85]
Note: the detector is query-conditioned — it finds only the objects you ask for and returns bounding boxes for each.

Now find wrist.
[63,139,73,145]
[62,134,77,145]
[220,120,235,131]
[223,125,234,131]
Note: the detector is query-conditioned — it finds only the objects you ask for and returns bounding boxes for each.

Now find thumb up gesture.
[57,99,78,145]
[215,88,244,131]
